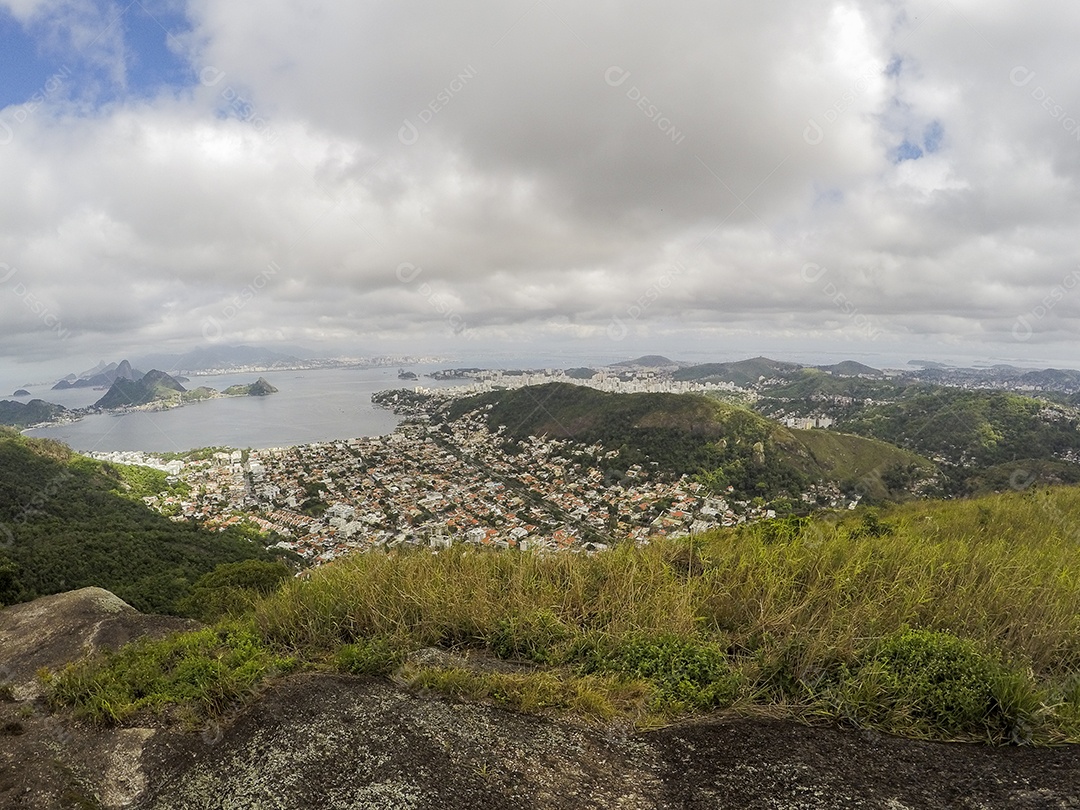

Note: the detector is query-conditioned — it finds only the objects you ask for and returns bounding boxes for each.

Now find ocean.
[23,366,461,453]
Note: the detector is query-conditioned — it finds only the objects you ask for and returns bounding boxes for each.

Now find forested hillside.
[0,428,288,614]
[446,383,934,503]
[832,390,1080,493]
[0,399,67,427]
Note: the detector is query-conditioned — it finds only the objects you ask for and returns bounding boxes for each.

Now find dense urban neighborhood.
[118,420,852,563]
[94,366,861,562]
[80,355,1080,563]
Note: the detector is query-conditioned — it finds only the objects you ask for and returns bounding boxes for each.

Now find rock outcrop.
[1,590,1078,810]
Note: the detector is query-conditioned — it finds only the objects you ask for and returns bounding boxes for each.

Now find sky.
[2,0,1080,381]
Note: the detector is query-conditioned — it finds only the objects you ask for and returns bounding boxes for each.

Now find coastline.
[20,387,272,434]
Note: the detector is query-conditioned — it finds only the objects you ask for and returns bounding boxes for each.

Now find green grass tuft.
[43,622,297,725]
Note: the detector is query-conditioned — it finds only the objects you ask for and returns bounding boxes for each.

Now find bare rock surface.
[2,590,1079,810]
[0,587,193,699]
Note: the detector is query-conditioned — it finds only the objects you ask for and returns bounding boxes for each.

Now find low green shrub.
[43,622,296,725]
[574,634,739,713]
[828,628,1047,741]
[177,560,293,622]
[872,629,998,734]
[335,638,403,676]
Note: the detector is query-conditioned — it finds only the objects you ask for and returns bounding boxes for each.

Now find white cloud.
[1,0,1080,369]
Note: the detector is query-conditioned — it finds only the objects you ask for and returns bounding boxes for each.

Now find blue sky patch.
[120,2,194,99]
[0,13,54,108]
[0,1,194,111]
[923,120,944,153]
[893,140,924,163]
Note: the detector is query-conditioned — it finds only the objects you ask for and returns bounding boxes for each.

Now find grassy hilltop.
[46,485,1080,745]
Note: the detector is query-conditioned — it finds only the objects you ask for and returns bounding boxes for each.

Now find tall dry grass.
[253,487,1080,677]
[49,485,1080,741]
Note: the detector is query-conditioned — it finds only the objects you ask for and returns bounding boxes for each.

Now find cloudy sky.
[2,0,1080,377]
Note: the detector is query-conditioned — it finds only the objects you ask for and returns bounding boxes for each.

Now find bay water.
[24,366,460,453]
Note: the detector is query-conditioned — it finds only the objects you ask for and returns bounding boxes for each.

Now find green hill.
[0,428,288,614]
[94,369,187,409]
[446,383,934,502]
[0,399,67,427]
[833,389,1080,493]
[789,428,932,500]
[816,360,882,376]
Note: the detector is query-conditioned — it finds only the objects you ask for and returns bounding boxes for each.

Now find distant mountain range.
[53,359,143,390]
[0,363,282,427]
[132,345,305,374]
[50,346,312,390]
[595,356,887,387]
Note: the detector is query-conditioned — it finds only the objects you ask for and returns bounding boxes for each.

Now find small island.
[0,366,281,429]
[223,377,279,397]
[12,389,30,397]
[95,370,280,410]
